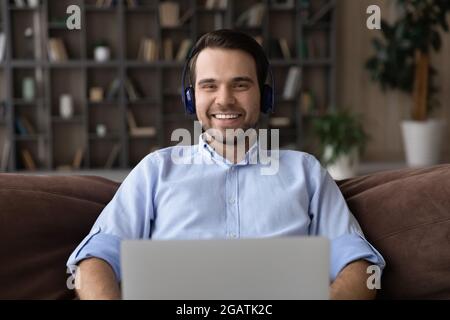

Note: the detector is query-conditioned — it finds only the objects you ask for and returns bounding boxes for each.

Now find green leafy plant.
[313,110,369,166]
[366,0,450,121]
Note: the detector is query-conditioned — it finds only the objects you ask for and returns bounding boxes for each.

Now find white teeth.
[214,114,240,119]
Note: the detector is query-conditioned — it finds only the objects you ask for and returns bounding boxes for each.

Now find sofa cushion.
[0,174,119,299]
[337,164,450,299]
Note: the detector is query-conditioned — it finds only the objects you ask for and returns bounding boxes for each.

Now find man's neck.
[206,132,257,164]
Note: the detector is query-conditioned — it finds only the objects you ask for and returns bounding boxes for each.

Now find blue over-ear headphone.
[181,45,275,115]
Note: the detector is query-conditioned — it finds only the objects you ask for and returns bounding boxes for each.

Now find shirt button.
[229,198,235,204]
[229,233,237,239]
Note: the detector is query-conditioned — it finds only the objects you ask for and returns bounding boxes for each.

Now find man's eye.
[202,85,216,89]
[234,82,249,89]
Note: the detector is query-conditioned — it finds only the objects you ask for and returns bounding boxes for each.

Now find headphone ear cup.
[261,84,274,114]
[184,86,196,114]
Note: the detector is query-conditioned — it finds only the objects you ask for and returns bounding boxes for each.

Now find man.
[67,30,385,300]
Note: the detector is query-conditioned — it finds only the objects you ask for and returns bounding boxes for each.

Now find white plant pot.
[94,46,110,62]
[324,146,359,180]
[401,119,446,167]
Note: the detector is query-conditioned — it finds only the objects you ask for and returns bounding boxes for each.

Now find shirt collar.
[198,133,259,166]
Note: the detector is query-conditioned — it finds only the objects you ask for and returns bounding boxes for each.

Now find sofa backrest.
[0,165,449,299]
[0,174,119,299]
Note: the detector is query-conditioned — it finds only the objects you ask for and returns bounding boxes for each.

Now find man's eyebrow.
[232,77,254,83]
[197,77,254,85]
[197,78,216,85]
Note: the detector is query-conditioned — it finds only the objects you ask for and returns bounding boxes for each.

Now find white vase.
[324,146,359,180]
[59,94,74,119]
[401,119,446,167]
[94,46,110,62]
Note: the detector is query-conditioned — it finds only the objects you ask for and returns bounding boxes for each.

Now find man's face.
[194,48,261,144]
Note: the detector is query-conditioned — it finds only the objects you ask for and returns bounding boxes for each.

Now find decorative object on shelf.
[159,1,180,28]
[366,0,450,167]
[24,27,34,59]
[59,94,74,119]
[27,0,39,8]
[89,87,104,102]
[93,40,111,62]
[127,110,157,137]
[313,110,368,180]
[96,123,107,137]
[22,77,35,101]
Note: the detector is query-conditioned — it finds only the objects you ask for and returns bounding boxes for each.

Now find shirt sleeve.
[66,155,157,282]
[305,155,386,282]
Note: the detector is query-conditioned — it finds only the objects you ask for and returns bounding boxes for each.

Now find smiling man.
[67,30,385,300]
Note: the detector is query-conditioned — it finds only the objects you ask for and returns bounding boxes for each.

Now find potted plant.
[313,110,369,180]
[366,0,450,167]
[93,40,111,62]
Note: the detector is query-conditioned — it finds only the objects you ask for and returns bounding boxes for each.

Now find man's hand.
[330,260,377,300]
[75,258,121,300]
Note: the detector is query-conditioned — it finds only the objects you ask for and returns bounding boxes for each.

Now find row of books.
[137,38,191,62]
[205,0,229,10]
[159,3,194,28]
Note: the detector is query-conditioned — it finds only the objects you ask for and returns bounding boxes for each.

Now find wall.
[336,0,450,162]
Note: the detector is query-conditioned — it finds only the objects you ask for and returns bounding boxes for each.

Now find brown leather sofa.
[0,165,449,299]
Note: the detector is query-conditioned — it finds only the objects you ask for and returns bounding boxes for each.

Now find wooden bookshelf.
[0,0,336,171]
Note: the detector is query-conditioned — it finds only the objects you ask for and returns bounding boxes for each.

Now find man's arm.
[330,259,376,300]
[75,258,121,300]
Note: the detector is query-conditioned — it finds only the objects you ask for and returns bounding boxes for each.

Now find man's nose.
[215,86,236,106]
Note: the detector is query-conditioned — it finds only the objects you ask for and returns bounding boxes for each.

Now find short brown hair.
[187,29,269,94]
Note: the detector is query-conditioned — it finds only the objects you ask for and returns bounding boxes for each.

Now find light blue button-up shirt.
[67,134,385,282]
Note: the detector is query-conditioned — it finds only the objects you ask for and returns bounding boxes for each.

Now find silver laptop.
[121,237,329,300]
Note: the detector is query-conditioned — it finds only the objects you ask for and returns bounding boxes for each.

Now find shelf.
[126,98,160,105]
[88,100,120,106]
[14,134,46,141]
[301,59,332,66]
[13,99,43,106]
[85,6,118,13]
[125,7,157,13]
[88,133,120,140]
[9,6,41,12]
[51,116,84,123]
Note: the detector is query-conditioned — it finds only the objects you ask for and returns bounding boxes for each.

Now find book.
[15,118,28,135]
[279,38,292,59]
[301,91,315,115]
[48,38,68,62]
[20,115,36,135]
[125,78,140,101]
[176,39,192,62]
[205,0,216,9]
[130,127,157,138]
[282,67,302,100]
[126,109,138,129]
[72,147,84,169]
[21,148,36,170]
[127,109,157,137]
[269,117,291,127]
[236,3,266,27]
[179,8,194,26]
[163,38,173,60]
[137,38,158,62]
[159,2,180,28]
[1,140,11,171]
[106,78,121,100]
[0,33,6,62]
[104,143,121,169]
